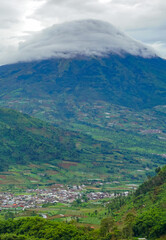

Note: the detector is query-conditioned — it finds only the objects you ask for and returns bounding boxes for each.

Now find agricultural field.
[0,102,165,187]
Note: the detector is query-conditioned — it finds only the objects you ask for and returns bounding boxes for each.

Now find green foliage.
[107,194,130,212]
[123,166,166,239]
[134,166,166,197]
[0,217,99,240]
[122,213,136,239]
[133,207,166,239]
[100,217,115,236]
[4,212,15,220]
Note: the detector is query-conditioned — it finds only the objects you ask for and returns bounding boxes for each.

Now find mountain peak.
[13,19,156,63]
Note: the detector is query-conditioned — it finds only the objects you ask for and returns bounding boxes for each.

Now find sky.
[0,0,166,65]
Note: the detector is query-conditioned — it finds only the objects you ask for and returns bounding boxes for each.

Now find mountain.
[0,20,165,111]
[0,20,165,183]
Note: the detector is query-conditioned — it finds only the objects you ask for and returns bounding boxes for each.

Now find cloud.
[4,19,156,64]
[31,0,166,59]
[32,0,166,30]
[0,0,45,65]
[149,42,166,59]
[0,0,165,64]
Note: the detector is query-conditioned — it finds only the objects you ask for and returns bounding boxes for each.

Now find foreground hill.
[104,165,166,239]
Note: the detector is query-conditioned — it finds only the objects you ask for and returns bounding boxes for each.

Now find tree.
[122,212,135,239]
[100,217,115,237]
[4,211,15,220]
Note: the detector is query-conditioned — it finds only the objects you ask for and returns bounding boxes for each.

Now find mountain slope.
[0,55,166,110]
[0,20,165,111]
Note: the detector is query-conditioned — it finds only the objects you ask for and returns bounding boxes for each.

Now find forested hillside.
[0,107,81,171]
[106,165,166,239]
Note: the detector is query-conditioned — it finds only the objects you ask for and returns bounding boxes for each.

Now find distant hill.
[0,107,81,171]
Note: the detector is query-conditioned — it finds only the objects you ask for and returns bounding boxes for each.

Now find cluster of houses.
[0,185,84,210]
[87,191,129,200]
[0,183,129,210]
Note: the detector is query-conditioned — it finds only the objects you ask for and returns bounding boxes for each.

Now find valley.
[0,165,165,239]
[0,99,165,187]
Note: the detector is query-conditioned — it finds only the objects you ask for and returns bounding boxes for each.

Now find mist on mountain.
[2,19,157,65]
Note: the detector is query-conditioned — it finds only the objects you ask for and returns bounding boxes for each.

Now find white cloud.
[31,0,166,59]
[149,42,166,59]
[4,19,156,64]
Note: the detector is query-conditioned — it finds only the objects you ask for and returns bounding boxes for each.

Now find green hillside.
[133,169,166,239]
[105,166,166,239]
[0,107,82,171]
[0,107,165,187]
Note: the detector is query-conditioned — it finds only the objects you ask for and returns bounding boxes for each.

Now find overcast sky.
[0,0,166,65]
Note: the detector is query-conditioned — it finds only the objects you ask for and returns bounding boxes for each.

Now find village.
[0,184,127,210]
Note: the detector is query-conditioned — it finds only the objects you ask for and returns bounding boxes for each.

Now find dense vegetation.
[133,166,166,239]
[106,166,166,239]
[0,55,166,109]
[0,107,80,171]
[0,217,97,240]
